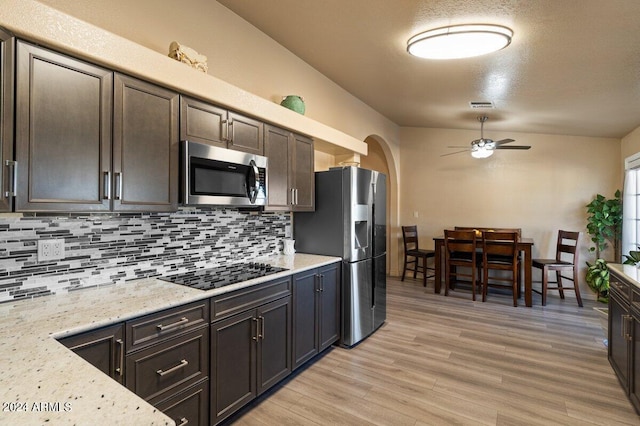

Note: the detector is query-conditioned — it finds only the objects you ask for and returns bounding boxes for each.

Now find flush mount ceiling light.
[407,24,513,60]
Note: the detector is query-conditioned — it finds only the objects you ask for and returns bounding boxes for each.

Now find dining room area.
[393,124,624,308]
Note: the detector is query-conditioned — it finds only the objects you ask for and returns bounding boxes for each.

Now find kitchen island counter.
[0,253,339,425]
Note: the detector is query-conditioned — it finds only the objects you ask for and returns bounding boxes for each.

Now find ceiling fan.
[442,116,531,158]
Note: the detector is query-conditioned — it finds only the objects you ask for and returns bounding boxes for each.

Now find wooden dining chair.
[532,230,582,307]
[481,230,520,307]
[444,229,479,300]
[401,225,435,287]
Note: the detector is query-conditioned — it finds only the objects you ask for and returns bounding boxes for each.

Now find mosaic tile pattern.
[0,208,290,302]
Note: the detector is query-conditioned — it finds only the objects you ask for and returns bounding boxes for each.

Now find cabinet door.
[15,41,112,212]
[154,379,209,426]
[59,323,125,384]
[292,269,319,370]
[631,311,640,410]
[227,111,263,155]
[113,74,179,211]
[319,262,341,350]
[609,292,630,392]
[0,30,13,212]
[179,96,227,148]
[211,309,256,424]
[257,297,292,394]
[264,125,291,210]
[291,133,314,211]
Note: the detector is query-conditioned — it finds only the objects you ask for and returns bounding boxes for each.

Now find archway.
[360,135,400,277]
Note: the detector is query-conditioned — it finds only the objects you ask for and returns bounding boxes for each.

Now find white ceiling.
[217,0,640,139]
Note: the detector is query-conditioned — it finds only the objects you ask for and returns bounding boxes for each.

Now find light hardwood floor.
[230,277,640,425]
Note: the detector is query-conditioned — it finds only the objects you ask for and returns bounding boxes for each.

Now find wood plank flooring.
[229,277,640,425]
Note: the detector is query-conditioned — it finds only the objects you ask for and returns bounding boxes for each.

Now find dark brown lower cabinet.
[211,296,291,425]
[154,378,209,426]
[59,323,125,384]
[126,326,209,402]
[608,269,640,414]
[292,262,341,370]
[58,267,339,425]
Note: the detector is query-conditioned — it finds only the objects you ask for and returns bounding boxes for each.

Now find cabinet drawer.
[211,277,291,322]
[632,287,640,311]
[126,326,209,401]
[153,378,209,426]
[610,273,631,301]
[127,300,209,352]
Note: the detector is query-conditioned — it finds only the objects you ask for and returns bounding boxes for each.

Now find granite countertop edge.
[0,253,340,425]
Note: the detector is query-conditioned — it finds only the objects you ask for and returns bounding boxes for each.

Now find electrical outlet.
[38,239,65,261]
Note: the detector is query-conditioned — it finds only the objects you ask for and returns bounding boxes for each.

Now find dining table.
[432,234,535,307]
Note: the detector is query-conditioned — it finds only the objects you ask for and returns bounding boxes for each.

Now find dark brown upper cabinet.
[113,74,179,212]
[15,40,113,212]
[14,41,178,212]
[264,124,314,211]
[0,29,14,212]
[180,95,263,155]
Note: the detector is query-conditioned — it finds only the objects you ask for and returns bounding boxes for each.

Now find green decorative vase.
[280,95,305,115]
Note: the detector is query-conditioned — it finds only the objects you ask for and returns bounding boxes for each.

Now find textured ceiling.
[218,0,640,138]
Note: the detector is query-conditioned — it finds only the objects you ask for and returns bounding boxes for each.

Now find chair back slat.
[402,225,420,251]
[482,231,518,260]
[444,229,477,254]
[556,230,579,263]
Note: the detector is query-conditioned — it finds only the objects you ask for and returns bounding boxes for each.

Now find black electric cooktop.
[159,262,288,291]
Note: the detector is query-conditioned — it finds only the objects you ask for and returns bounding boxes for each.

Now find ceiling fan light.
[471,146,494,159]
[407,24,513,60]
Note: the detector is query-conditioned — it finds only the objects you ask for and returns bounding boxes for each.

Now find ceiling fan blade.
[447,145,471,148]
[495,145,531,150]
[440,149,469,157]
[493,138,515,147]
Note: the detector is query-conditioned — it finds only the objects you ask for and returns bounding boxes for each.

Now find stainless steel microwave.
[181,141,267,207]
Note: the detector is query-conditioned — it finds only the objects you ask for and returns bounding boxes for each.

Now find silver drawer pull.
[156,317,189,331]
[156,359,188,376]
[177,418,188,426]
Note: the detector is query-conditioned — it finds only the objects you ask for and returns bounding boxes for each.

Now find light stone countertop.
[0,253,340,425]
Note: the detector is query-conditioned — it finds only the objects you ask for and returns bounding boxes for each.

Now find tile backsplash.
[0,208,290,302]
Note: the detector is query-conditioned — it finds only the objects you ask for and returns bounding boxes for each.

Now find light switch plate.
[38,239,65,261]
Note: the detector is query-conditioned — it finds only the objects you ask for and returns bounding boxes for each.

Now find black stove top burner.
[159,262,288,291]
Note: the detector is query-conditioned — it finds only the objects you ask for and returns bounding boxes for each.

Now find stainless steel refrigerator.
[294,166,386,347]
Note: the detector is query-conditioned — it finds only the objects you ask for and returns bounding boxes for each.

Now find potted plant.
[623,247,640,265]
[584,190,622,305]
[585,258,610,302]
[585,190,622,261]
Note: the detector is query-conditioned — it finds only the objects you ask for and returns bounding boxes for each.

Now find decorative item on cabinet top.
[168,41,208,73]
[280,95,305,115]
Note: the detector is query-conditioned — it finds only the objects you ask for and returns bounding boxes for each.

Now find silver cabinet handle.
[115,338,124,376]
[290,188,295,205]
[227,118,233,143]
[103,171,111,200]
[252,317,259,341]
[156,317,189,331]
[315,274,320,293]
[156,359,188,376]
[259,316,265,340]
[4,160,17,197]
[221,119,229,142]
[115,172,122,200]
[177,418,189,426]
[319,274,324,292]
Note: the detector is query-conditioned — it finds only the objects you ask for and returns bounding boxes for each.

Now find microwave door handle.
[248,159,259,203]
